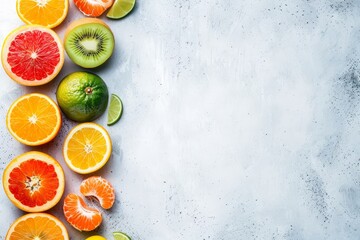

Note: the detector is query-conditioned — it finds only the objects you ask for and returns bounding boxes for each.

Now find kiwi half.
[64,18,115,68]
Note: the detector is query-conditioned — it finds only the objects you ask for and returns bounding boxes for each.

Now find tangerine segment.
[17,0,69,28]
[1,25,64,86]
[63,193,102,231]
[74,0,114,17]
[80,176,115,209]
[7,93,62,146]
[63,123,112,174]
[6,213,69,240]
[2,151,65,213]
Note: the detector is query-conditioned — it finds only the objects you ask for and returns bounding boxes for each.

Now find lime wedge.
[106,0,136,19]
[107,94,123,126]
[113,232,131,240]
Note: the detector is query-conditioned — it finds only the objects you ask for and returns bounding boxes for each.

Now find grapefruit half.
[1,25,64,86]
[2,151,65,212]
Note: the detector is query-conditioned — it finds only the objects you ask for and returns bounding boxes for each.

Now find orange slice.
[2,151,65,212]
[63,193,102,231]
[80,176,115,209]
[6,213,69,240]
[17,0,69,28]
[6,93,62,146]
[74,0,114,17]
[1,25,64,86]
[63,122,112,174]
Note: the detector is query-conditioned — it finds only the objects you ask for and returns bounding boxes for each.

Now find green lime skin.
[56,72,109,122]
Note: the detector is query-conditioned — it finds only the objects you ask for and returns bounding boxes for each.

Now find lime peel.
[113,232,131,240]
[106,0,136,19]
[107,94,123,126]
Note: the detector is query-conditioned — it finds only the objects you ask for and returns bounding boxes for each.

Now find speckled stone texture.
[1,0,360,239]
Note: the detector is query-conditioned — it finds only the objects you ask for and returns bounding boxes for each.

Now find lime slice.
[106,0,136,19]
[113,232,131,240]
[107,94,123,126]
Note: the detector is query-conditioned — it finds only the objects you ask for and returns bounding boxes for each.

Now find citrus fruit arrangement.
[1,0,136,239]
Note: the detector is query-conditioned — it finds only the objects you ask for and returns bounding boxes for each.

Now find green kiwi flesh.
[65,23,115,68]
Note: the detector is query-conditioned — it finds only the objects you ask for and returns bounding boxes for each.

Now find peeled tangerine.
[74,0,113,17]
[63,193,102,231]
[80,176,115,209]
[63,176,115,231]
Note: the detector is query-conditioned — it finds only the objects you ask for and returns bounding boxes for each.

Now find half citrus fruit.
[2,151,65,212]
[63,193,102,231]
[107,94,123,126]
[7,93,62,146]
[106,0,136,19]
[6,213,69,240]
[1,25,64,86]
[17,0,69,28]
[63,122,112,174]
[80,176,115,209]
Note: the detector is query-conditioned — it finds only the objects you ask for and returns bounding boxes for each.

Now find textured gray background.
[1,0,360,239]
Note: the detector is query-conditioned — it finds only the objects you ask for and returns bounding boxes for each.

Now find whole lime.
[56,72,109,122]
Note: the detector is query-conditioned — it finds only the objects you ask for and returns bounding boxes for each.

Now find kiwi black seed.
[64,19,115,68]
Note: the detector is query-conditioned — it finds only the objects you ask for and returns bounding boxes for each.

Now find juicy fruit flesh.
[63,123,112,174]
[17,0,68,28]
[8,159,59,208]
[65,124,111,174]
[8,94,60,144]
[80,176,115,209]
[107,94,123,126]
[68,127,107,169]
[9,215,66,240]
[80,38,99,52]
[74,0,113,17]
[63,193,102,231]
[65,23,114,68]
[56,72,109,122]
[107,0,135,19]
[3,151,65,213]
[7,29,60,81]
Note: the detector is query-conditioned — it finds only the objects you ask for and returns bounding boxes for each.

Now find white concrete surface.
[1,0,360,239]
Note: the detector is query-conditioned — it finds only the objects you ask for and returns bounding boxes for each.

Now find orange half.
[63,123,112,174]
[17,0,69,28]
[2,151,65,212]
[7,93,62,146]
[6,213,69,240]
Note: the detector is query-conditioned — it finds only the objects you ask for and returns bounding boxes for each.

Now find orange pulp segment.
[74,0,113,17]
[63,193,102,231]
[80,176,115,209]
